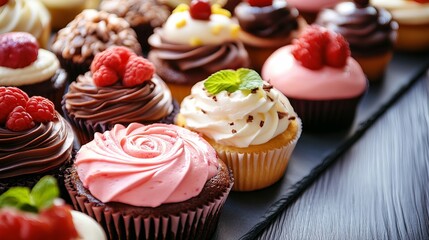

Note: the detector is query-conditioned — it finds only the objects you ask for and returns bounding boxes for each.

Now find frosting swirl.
[234,0,299,38]
[180,81,297,148]
[148,29,250,84]
[0,49,59,86]
[75,123,219,207]
[64,73,174,127]
[0,114,74,179]
[0,0,50,45]
[316,2,398,57]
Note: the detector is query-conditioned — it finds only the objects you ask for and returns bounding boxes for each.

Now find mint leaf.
[0,187,37,213]
[237,68,263,90]
[204,68,263,95]
[31,176,59,210]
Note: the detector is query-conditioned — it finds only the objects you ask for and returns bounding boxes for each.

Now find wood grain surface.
[252,74,429,239]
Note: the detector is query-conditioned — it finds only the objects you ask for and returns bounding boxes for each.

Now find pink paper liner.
[65,170,233,240]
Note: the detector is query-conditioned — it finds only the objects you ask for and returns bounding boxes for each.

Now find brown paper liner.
[65,168,233,240]
[354,52,393,84]
[395,22,429,52]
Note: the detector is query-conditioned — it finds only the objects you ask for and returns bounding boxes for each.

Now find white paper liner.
[66,174,233,240]
[217,119,302,191]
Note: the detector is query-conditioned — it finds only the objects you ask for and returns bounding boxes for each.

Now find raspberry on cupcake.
[62,47,179,145]
[0,32,67,111]
[262,25,367,131]
[0,87,75,197]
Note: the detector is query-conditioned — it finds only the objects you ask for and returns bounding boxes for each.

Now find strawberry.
[246,0,273,7]
[0,32,39,69]
[324,33,350,68]
[0,87,29,124]
[6,106,35,132]
[26,96,56,123]
[190,0,212,20]
[122,55,155,87]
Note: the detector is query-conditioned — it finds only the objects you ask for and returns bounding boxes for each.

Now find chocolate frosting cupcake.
[235,0,299,39]
[316,0,398,57]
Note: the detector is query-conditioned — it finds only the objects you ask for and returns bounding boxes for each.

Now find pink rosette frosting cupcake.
[65,123,233,239]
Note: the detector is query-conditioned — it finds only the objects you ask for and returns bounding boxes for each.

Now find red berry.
[291,26,328,70]
[0,87,29,124]
[93,65,119,87]
[91,46,134,76]
[40,205,79,240]
[6,106,35,132]
[414,0,429,3]
[122,55,155,87]
[324,33,350,68]
[26,96,56,123]
[190,0,212,20]
[0,32,39,69]
[0,209,51,240]
[246,0,273,7]
[0,0,8,7]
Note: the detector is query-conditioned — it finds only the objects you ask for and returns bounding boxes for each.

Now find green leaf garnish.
[0,176,59,213]
[204,68,263,95]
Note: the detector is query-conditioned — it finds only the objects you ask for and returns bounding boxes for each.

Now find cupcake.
[315,0,398,83]
[262,25,367,131]
[62,47,179,145]
[65,123,233,239]
[0,87,74,197]
[0,176,107,240]
[0,32,67,111]
[371,0,429,51]
[148,1,250,102]
[0,0,51,48]
[234,0,306,72]
[287,0,346,23]
[39,0,100,30]
[100,0,171,52]
[51,9,142,81]
[177,68,302,191]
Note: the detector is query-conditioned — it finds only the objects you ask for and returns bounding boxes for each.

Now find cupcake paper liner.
[216,119,302,191]
[65,170,233,240]
[288,95,363,131]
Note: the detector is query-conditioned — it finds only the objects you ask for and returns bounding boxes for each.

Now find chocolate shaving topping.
[277,112,288,119]
[268,95,274,102]
[260,121,264,127]
[212,96,217,102]
[288,116,296,120]
[229,122,234,126]
[263,84,273,92]
[246,115,254,123]
[201,109,206,114]
[232,129,237,134]
[251,88,258,94]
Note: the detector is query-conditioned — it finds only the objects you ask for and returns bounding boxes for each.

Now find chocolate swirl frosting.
[0,114,74,179]
[316,2,398,57]
[148,29,250,84]
[234,0,299,38]
[64,73,174,127]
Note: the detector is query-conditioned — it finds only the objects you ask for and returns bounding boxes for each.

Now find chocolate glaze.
[234,0,299,38]
[148,30,250,85]
[0,114,74,179]
[316,2,398,57]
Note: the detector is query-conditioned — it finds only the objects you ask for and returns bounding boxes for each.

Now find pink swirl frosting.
[75,123,219,207]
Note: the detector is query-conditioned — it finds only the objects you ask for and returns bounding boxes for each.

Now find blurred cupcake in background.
[0,0,51,48]
[51,9,142,81]
[234,0,307,72]
[148,0,250,102]
[287,0,346,23]
[315,0,398,83]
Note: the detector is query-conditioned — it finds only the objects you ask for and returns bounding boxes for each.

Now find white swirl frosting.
[180,81,297,148]
[371,0,429,24]
[0,49,59,86]
[0,0,50,40]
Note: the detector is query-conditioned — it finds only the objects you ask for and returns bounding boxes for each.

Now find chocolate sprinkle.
[263,84,273,92]
[260,121,264,127]
[247,115,254,123]
[212,96,217,102]
[268,96,274,102]
[288,116,296,120]
[278,112,288,119]
[201,109,207,114]
[229,122,234,126]
[232,129,237,134]
[251,88,258,94]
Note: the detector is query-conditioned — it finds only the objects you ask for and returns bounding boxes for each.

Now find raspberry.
[0,32,39,69]
[324,33,350,68]
[246,0,273,7]
[291,26,328,70]
[93,65,119,87]
[0,0,8,7]
[0,87,29,124]
[122,55,155,87]
[91,46,134,76]
[190,0,212,20]
[25,96,56,123]
[6,106,35,132]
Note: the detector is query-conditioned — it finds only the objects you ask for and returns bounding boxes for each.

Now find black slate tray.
[214,52,429,240]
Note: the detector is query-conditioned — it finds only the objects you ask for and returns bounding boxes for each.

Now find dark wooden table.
[214,52,429,240]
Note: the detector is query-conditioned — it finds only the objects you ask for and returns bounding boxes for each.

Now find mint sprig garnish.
[0,176,59,213]
[204,68,264,95]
